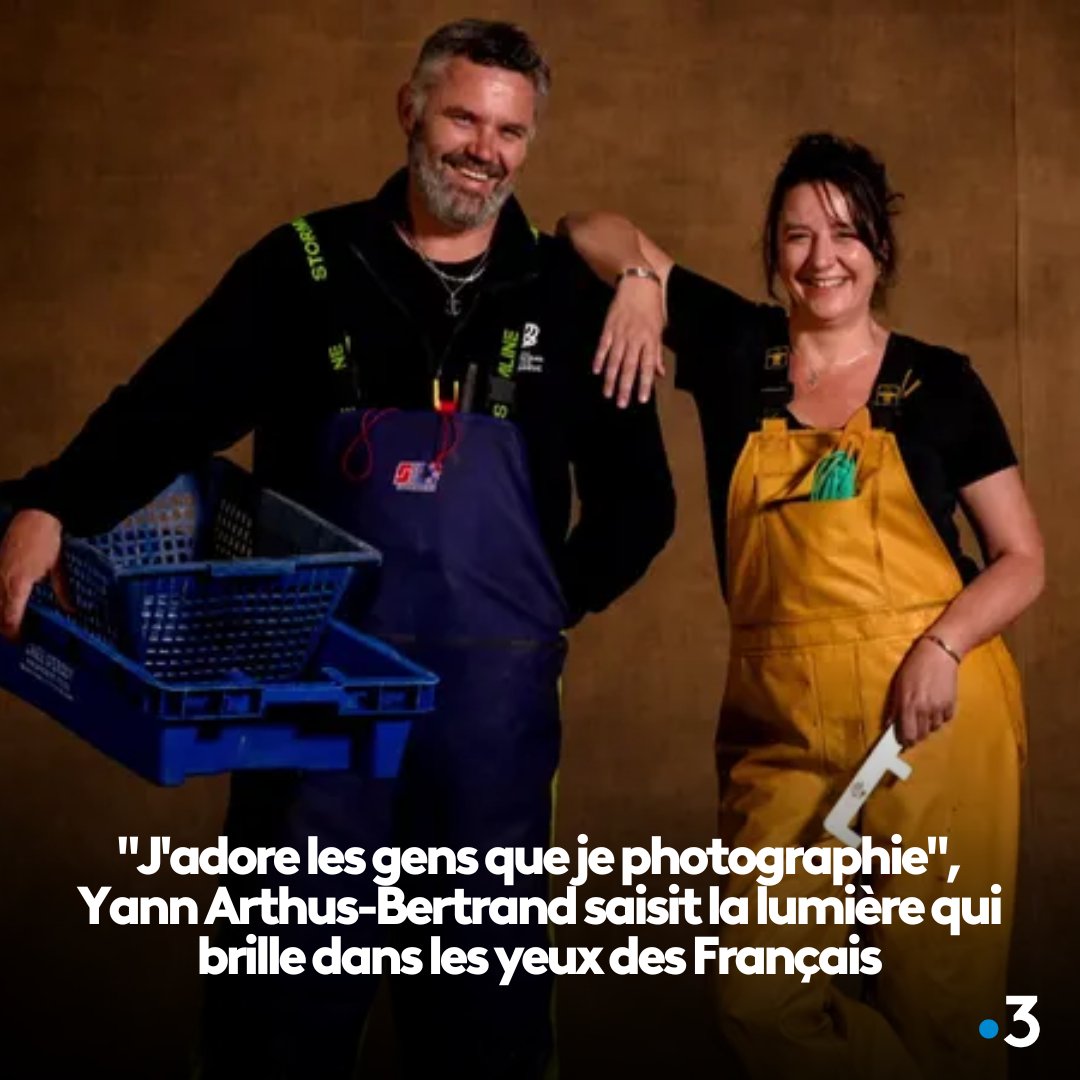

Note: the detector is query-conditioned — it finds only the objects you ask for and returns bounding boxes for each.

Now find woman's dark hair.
[762,133,902,304]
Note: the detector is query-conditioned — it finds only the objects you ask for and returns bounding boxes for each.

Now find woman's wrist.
[921,631,963,665]
[615,265,662,287]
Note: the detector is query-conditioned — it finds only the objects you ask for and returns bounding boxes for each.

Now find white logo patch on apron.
[393,460,442,493]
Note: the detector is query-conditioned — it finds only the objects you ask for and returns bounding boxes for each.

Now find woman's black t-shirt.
[665,264,1018,596]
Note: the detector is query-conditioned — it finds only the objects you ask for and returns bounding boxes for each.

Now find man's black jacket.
[6,172,675,623]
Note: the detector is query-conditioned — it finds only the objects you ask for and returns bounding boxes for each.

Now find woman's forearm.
[557,212,652,286]
[927,466,1045,659]
[927,549,1045,659]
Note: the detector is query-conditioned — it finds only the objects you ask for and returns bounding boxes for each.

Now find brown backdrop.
[1,2,1077,1075]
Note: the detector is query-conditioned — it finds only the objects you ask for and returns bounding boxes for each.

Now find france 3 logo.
[393,460,442,494]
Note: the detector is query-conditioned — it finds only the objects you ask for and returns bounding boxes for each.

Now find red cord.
[432,412,459,469]
[340,407,458,484]
[340,408,399,483]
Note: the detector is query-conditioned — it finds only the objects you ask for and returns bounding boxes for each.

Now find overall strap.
[758,344,794,421]
[474,237,541,421]
[756,335,919,432]
[484,325,524,419]
[462,308,539,421]
[290,216,361,410]
[868,336,919,431]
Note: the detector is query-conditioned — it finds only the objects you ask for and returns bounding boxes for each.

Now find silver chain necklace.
[795,346,874,389]
[397,225,491,316]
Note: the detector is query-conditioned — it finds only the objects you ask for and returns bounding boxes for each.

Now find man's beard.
[408,125,513,229]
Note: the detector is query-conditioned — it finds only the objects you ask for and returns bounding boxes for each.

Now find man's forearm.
[5,241,282,535]
[560,457,675,622]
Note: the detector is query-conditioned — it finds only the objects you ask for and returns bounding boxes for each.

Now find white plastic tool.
[824,727,911,847]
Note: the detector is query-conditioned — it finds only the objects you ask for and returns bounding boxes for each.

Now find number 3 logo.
[1004,995,1040,1047]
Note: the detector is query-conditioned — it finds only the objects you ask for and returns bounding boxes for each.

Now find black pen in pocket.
[460,361,479,414]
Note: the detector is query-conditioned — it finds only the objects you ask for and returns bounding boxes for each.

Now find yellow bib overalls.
[714,387,1026,1079]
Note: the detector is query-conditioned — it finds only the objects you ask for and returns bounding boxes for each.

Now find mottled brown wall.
[0,2,1077,1075]
[1009,2,1080,1071]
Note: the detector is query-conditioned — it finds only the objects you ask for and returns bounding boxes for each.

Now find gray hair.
[407,19,551,127]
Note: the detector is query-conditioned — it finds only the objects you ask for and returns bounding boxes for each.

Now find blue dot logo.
[979,1019,999,1039]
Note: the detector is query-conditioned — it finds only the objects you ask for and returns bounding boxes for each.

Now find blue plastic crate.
[58,457,381,683]
[0,602,436,785]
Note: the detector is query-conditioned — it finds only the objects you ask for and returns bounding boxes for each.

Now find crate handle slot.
[259,683,345,709]
[208,559,297,577]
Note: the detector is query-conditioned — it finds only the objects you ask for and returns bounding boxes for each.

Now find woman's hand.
[557,212,674,408]
[594,275,667,408]
[884,466,1043,749]
[888,636,960,746]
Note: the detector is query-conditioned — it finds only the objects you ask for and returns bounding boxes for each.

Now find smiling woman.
[560,131,1044,1080]
[771,141,894,428]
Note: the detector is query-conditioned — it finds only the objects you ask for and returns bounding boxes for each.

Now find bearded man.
[0,18,674,1080]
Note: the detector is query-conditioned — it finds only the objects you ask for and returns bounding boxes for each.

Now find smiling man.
[405,56,525,233]
[0,19,674,1080]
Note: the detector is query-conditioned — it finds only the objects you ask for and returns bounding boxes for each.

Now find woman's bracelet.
[615,266,661,286]
[922,632,962,665]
